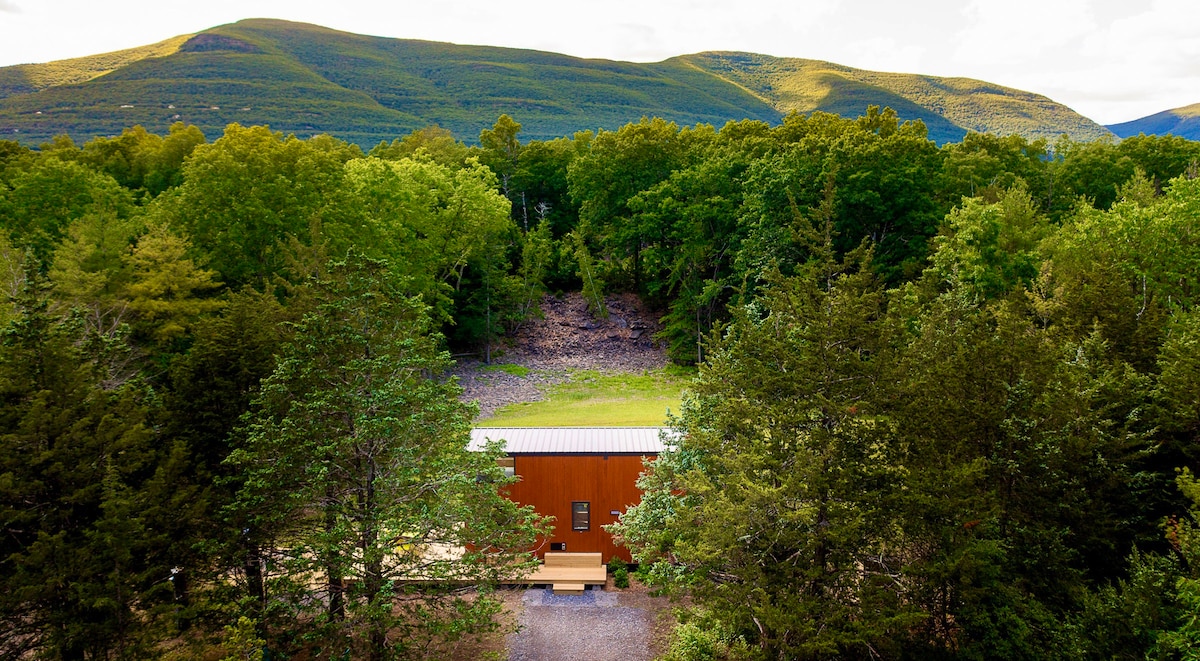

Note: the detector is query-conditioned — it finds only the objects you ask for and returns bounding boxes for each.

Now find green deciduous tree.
[1052,138,1135,214]
[569,230,607,319]
[509,134,586,238]
[152,124,361,288]
[629,121,770,363]
[0,139,33,180]
[927,186,1049,301]
[228,253,544,660]
[80,123,206,198]
[478,114,523,198]
[369,125,470,169]
[514,217,552,326]
[0,157,134,267]
[0,232,28,326]
[123,222,224,344]
[48,211,139,336]
[1114,133,1200,194]
[1039,175,1200,371]
[741,108,944,286]
[568,117,706,291]
[340,155,514,324]
[940,132,1051,208]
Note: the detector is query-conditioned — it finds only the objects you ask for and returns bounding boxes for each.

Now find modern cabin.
[468,427,667,563]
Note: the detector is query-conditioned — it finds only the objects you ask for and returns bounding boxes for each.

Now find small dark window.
[572,502,590,531]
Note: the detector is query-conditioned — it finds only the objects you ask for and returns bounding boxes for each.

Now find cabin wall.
[506,453,652,563]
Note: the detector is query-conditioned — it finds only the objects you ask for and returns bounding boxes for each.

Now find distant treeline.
[0,110,1198,659]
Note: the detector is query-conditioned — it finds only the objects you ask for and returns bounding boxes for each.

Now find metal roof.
[469,427,671,454]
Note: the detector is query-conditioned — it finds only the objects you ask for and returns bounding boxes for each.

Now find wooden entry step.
[503,552,607,587]
[552,582,586,595]
[544,552,602,568]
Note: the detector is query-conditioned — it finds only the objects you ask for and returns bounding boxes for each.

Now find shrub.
[607,556,631,588]
[219,616,264,661]
[613,566,630,589]
[661,609,753,661]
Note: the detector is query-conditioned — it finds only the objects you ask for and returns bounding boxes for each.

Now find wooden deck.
[394,549,607,594]
[505,552,606,594]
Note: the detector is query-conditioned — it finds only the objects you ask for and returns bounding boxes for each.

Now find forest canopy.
[1,112,1199,659]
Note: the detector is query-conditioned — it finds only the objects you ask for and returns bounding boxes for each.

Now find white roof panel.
[469,427,671,454]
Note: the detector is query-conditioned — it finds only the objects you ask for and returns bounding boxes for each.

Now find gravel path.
[507,588,650,661]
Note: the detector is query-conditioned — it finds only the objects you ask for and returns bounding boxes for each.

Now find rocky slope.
[453,292,669,417]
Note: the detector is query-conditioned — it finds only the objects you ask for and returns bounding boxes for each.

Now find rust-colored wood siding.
[506,454,652,563]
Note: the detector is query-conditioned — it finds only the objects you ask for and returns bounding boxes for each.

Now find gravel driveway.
[507,588,651,661]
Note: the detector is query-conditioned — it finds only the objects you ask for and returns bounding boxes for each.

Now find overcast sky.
[1,0,1197,125]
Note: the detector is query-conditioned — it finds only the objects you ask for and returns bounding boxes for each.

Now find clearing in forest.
[456,292,693,426]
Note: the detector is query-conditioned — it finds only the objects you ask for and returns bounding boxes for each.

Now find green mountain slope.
[0,34,192,99]
[679,52,1112,144]
[0,18,1111,148]
[1107,103,1200,140]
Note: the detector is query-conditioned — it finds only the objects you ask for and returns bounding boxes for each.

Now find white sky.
[1,0,1197,125]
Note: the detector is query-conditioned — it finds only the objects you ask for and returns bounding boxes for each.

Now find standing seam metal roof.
[468,427,670,454]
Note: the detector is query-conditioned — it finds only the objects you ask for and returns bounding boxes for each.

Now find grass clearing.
[480,363,531,378]
[477,367,694,427]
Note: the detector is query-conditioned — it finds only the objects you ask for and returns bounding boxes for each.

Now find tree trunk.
[244,542,265,618]
[172,568,192,631]
[363,457,386,661]
[326,498,345,621]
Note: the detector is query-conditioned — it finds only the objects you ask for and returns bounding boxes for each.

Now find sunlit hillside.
[0,34,192,98]
[0,18,1113,147]
[680,52,1113,143]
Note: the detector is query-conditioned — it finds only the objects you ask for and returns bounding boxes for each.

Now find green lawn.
[476,368,693,427]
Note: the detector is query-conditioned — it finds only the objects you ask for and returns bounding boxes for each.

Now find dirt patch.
[421,587,525,660]
[454,292,670,418]
[607,577,686,659]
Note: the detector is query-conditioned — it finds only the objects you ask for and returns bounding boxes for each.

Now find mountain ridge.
[1107,102,1200,140]
[0,18,1114,147]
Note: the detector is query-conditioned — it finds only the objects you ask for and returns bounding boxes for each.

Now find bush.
[219,616,264,661]
[608,556,630,588]
[634,562,651,582]
[613,566,630,589]
[660,609,753,661]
